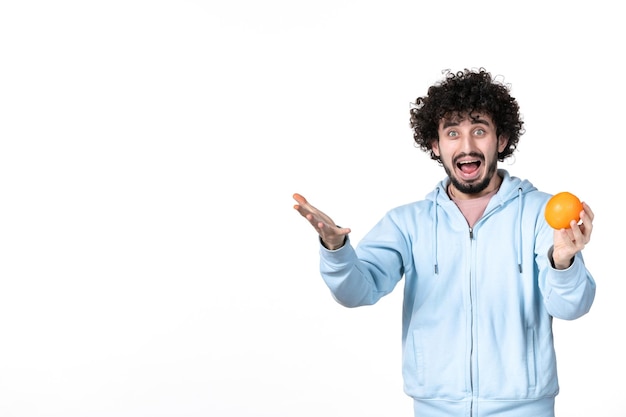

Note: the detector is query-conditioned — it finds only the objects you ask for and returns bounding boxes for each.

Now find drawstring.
[517,187,523,273]
[433,185,522,275]
[433,187,439,275]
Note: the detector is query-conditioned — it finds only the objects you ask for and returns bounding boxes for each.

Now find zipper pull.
[469,227,474,240]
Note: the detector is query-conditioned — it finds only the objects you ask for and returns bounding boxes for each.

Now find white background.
[0,1,623,416]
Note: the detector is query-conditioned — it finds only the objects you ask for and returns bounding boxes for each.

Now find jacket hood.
[426,169,538,275]
[426,169,537,205]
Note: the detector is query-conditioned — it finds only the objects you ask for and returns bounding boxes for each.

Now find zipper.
[468,226,475,417]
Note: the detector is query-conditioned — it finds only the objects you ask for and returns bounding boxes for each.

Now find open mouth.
[456,159,482,178]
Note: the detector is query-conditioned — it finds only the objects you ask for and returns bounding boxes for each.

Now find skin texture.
[293,69,595,269]
[552,204,594,269]
[432,113,507,199]
[292,193,350,251]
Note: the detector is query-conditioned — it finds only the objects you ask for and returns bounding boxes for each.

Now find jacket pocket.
[526,327,537,390]
[403,327,467,399]
[413,330,425,386]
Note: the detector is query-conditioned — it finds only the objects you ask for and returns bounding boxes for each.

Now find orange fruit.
[544,192,583,229]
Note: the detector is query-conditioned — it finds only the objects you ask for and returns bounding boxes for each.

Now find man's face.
[432,113,508,198]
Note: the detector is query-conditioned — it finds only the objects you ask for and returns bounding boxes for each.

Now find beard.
[443,152,499,196]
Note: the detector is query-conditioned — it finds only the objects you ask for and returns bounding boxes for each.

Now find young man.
[292,68,596,417]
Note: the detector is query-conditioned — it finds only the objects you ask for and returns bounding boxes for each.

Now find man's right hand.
[292,193,351,250]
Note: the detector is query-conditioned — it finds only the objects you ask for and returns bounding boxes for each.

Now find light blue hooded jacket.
[318,170,596,417]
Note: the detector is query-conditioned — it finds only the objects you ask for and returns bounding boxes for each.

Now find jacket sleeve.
[318,216,406,308]
[540,248,596,320]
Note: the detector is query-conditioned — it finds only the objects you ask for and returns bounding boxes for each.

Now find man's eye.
[447,131,458,137]
[474,128,485,135]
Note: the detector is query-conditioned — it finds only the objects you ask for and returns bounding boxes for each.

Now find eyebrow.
[441,118,492,129]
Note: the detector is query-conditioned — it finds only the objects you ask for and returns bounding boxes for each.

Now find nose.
[458,134,476,152]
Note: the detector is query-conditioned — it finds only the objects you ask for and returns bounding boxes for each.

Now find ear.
[497,135,508,153]
[431,139,441,157]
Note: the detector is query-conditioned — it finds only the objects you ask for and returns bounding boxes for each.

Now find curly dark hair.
[410,68,524,163]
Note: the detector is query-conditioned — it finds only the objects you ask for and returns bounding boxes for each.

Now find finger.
[293,193,307,205]
[293,193,314,213]
[579,204,593,234]
[581,202,594,223]
[571,221,592,248]
[559,226,576,245]
[293,194,310,213]
[568,220,585,244]
[578,218,593,244]
[304,213,323,229]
